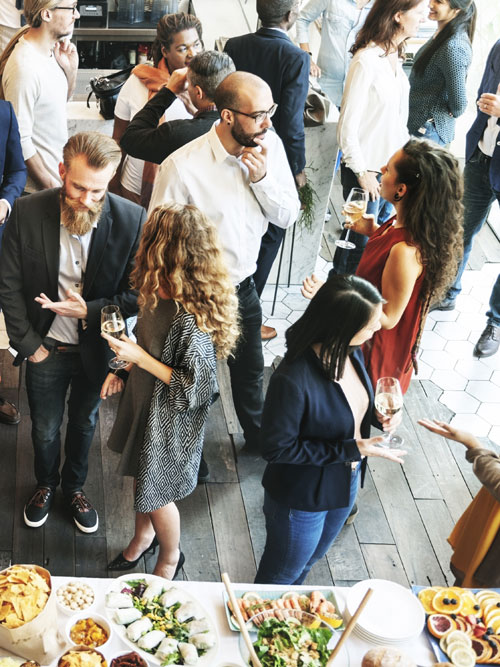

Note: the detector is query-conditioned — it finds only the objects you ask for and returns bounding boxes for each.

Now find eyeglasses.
[53,4,79,14]
[227,103,278,124]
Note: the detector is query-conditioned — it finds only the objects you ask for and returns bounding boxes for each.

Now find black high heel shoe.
[173,551,185,579]
[107,536,159,571]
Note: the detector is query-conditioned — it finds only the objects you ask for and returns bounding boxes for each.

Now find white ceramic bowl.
[108,650,148,667]
[58,646,106,667]
[65,613,112,651]
[56,580,95,616]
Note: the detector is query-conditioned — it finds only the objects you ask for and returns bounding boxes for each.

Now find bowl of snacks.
[66,614,111,651]
[108,651,147,667]
[239,609,349,666]
[58,647,106,667]
[56,581,95,615]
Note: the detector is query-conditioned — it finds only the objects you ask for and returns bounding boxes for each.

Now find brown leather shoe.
[0,397,21,425]
[261,324,277,341]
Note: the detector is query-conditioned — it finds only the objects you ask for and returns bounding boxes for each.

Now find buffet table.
[22,578,435,667]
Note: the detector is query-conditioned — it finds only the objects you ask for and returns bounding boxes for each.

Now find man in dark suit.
[225,0,308,339]
[0,131,145,532]
[0,99,26,426]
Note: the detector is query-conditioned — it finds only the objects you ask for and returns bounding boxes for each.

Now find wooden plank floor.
[1,348,493,588]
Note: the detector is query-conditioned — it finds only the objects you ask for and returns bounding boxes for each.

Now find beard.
[231,117,267,148]
[60,185,104,236]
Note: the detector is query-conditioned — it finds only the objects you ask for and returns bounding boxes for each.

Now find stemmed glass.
[335,187,368,250]
[374,377,404,447]
[101,305,127,370]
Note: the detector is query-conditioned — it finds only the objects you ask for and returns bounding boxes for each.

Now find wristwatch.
[355,170,367,179]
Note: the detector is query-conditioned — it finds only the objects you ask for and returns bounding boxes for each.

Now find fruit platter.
[104,573,218,665]
[223,589,344,632]
[414,585,500,665]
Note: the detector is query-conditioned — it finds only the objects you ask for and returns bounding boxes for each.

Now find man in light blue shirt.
[296,0,372,106]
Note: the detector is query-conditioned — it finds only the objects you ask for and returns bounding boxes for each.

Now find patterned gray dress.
[107,301,218,513]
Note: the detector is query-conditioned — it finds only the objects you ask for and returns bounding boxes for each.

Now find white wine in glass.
[335,187,368,250]
[374,376,404,447]
[101,305,127,370]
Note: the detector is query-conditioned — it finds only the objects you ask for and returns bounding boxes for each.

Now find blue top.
[260,346,373,512]
[408,29,472,145]
[465,39,500,191]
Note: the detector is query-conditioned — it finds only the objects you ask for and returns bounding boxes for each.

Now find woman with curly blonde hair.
[101,203,238,579]
[303,139,463,393]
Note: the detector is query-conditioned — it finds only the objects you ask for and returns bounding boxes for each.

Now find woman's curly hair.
[131,204,239,359]
[395,138,463,306]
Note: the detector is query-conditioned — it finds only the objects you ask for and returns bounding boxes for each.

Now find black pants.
[227,277,264,449]
[253,223,286,297]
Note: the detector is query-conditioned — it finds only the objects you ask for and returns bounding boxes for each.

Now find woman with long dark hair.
[303,139,463,393]
[334,0,429,275]
[255,275,406,585]
[408,0,476,146]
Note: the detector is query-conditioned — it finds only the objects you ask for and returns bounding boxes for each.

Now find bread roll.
[361,647,417,667]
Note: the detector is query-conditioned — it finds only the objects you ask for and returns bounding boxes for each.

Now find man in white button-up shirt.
[149,71,300,452]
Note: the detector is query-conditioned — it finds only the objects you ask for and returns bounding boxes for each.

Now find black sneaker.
[197,455,210,484]
[68,491,98,533]
[24,486,54,527]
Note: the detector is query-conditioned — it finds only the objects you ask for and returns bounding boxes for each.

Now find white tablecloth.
[3,577,437,666]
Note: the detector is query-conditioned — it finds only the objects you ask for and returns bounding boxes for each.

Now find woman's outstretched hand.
[301,274,325,300]
[356,436,407,464]
[417,418,481,450]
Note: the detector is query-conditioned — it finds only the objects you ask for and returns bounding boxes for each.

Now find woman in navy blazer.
[255,275,406,585]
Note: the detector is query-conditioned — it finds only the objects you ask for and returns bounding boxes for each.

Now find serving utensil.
[221,573,262,667]
[326,588,373,665]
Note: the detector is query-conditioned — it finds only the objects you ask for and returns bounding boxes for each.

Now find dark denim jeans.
[26,344,102,495]
[447,148,500,324]
[227,278,264,449]
[255,466,360,584]
[333,164,394,275]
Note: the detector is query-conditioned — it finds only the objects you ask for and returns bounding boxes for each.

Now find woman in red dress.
[303,139,463,393]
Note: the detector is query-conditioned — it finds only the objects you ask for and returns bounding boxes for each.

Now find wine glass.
[335,187,368,250]
[101,305,127,370]
[374,377,404,447]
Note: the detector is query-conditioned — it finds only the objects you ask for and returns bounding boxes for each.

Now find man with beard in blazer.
[225,0,308,339]
[0,131,145,533]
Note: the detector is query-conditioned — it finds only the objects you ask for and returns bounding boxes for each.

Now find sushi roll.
[106,592,134,608]
[178,642,198,665]
[188,631,216,650]
[155,637,179,661]
[126,617,153,642]
[141,580,164,602]
[175,601,204,623]
[159,588,182,609]
[113,607,143,625]
[137,630,166,651]
[185,619,210,636]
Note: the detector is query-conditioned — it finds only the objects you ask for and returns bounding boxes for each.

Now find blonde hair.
[132,204,239,359]
[63,132,122,170]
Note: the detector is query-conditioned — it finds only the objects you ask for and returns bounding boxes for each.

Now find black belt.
[235,276,253,292]
[475,146,492,163]
[43,336,80,352]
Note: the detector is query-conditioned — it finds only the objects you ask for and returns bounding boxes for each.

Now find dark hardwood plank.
[355,468,394,544]
[0,349,20,390]
[207,483,256,582]
[0,551,11,569]
[203,399,237,483]
[216,362,241,435]
[305,557,334,586]
[416,499,455,586]
[0,388,18,552]
[360,544,409,587]
[327,524,368,584]
[235,447,266,565]
[75,535,108,577]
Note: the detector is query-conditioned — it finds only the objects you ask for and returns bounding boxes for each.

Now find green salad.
[252,617,332,667]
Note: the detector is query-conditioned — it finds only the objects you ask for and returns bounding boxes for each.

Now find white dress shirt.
[338,43,410,174]
[479,115,500,158]
[149,122,300,284]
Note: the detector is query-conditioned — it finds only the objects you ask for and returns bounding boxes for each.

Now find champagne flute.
[374,377,404,447]
[335,187,368,250]
[101,305,128,370]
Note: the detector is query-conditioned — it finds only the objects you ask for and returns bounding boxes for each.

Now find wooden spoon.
[221,572,262,667]
[326,588,374,665]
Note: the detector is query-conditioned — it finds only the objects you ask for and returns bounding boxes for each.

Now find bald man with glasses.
[0,0,79,192]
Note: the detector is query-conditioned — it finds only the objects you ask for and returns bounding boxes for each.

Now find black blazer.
[0,100,26,208]
[225,28,310,175]
[0,188,146,384]
[261,347,372,512]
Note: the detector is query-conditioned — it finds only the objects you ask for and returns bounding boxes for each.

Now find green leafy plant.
[297,166,319,231]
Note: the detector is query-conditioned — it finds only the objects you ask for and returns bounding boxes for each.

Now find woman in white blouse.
[334,0,428,275]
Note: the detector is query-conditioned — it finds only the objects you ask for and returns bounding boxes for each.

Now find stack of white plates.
[345,579,425,645]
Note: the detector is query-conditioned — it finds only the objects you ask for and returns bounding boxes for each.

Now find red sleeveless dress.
[356,218,425,394]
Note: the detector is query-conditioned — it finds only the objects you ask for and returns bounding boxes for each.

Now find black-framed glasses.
[226,103,278,124]
[53,4,79,14]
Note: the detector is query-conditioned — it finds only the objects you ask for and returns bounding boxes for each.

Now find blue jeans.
[411,120,445,146]
[227,278,264,449]
[255,466,360,584]
[26,342,102,496]
[333,164,394,275]
[447,148,500,323]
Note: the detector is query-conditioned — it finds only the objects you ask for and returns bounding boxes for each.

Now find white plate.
[346,579,425,642]
[352,622,421,645]
[104,573,218,665]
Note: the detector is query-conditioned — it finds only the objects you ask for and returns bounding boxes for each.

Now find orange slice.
[432,588,463,614]
[460,591,480,617]
[418,587,441,614]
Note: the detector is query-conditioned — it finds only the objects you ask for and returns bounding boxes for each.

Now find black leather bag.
[87,66,134,120]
